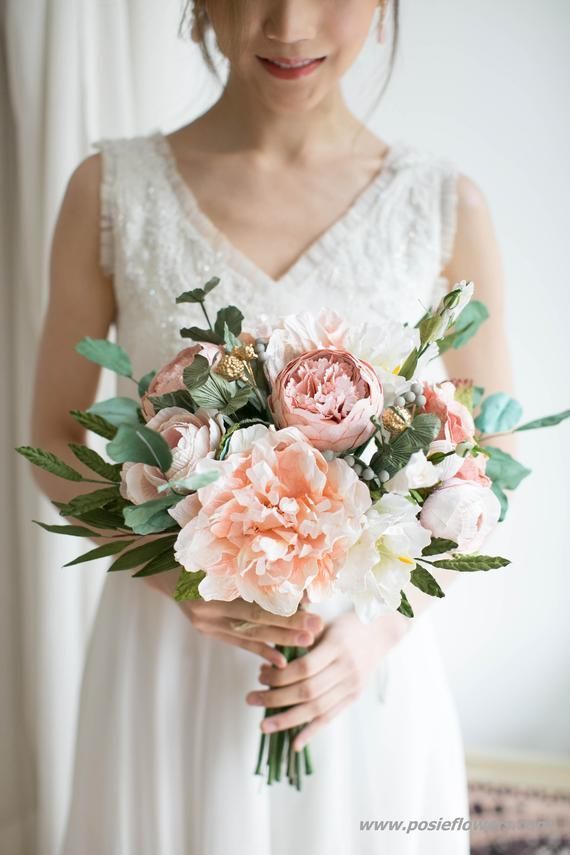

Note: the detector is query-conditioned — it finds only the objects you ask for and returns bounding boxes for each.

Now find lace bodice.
[92,129,458,382]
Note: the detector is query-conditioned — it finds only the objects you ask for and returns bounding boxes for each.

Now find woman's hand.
[246,609,408,751]
[143,567,325,668]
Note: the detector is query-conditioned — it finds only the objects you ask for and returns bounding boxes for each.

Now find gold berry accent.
[214,354,246,380]
[382,406,412,436]
[232,344,257,362]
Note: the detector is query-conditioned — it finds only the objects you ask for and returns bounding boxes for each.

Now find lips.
[256,55,326,79]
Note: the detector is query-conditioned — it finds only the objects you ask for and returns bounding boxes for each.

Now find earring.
[377,1,387,44]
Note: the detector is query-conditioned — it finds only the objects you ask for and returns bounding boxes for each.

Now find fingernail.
[247,694,263,706]
[262,720,277,733]
[297,632,312,645]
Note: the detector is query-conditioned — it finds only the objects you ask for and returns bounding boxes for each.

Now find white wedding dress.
[60,129,470,854]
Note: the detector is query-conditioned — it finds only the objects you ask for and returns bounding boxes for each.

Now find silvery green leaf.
[475,392,523,434]
[122,495,180,535]
[75,337,132,377]
[138,369,156,397]
[485,446,531,490]
[182,355,210,390]
[87,396,141,427]
[491,481,509,522]
[107,424,173,471]
[157,470,220,492]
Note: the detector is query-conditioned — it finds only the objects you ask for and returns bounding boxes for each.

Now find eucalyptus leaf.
[64,539,136,567]
[491,481,509,522]
[106,424,173,471]
[87,396,141,427]
[75,337,132,377]
[223,322,242,352]
[485,446,531,490]
[69,409,117,439]
[472,386,485,409]
[445,300,489,351]
[157,470,220,493]
[138,369,156,397]
[122,495,181,535]
[410,565,445,598]
[68,443,122,482]
[174,568,206,601]
[475,393,523,434]
[15,446,84,481]
[514,408,570,433]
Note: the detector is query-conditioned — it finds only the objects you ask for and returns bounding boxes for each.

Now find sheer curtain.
[2,2,214,852]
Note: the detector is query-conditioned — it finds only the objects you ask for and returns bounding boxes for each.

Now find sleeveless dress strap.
[91,138,119,278]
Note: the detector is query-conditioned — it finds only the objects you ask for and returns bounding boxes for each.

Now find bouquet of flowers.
[17,277,569,789]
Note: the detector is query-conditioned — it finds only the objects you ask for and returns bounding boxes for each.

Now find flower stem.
[200,301,214,331]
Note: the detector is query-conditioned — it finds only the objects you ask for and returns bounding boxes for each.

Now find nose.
[263,0,318,44]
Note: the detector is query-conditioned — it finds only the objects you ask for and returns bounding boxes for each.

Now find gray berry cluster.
[254,338,267,362]
[394,380,426,408]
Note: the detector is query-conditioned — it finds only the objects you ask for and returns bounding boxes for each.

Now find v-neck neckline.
[150,128,406,287]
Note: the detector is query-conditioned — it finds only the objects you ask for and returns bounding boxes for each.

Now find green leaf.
[223,322,242,352]
[475,393,523,434]
[157,470,220,493]
[32,520,102,537]
[418,315,443,347]
[214,306,244,340]
[87,396,141,427]
[392,413,441,455]
[175,278,220,304]
[491,481,509,522]
[68,443,122,482]
[68,507,129,531]
[58,487,122,518]
[514,408,570,433]
[216,419,271,460]
[411,565,445,598]
[485,446,531,490]
[190,373,239,411]
[106,424,172,471]
[69,409,117,439]
[398,349,418,381]
[450,301,489,348]
[182,355,210,390]
[15,446,84,481]
[75,337,132,377]
[422,538,458,556]
[138,369,156,397]
[397,590,414,618]
[221,385,252,415]
[131,547,180,577]
[174,568,206,601]
[147,390,195,413]
[430,554,511,571]
[107,535,177,572]
[180,325,222,344]
[472,386,485,409]
[64,539,136,567]
[122,495,181,535]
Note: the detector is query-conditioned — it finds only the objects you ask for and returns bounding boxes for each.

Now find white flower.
[336,493,431,622]
[427,439,464,481]
[420,477,500,553]
[384,451,440,494]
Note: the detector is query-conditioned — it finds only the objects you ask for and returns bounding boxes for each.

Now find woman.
[33,1,513,852]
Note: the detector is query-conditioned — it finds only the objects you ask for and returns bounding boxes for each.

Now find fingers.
[258,681,354,735]
[291,694,355,752]
[212,598,324,635]
[247,659,345,710]
[224,620,316,648]
[257,638,338,688]
[207,629,288,668]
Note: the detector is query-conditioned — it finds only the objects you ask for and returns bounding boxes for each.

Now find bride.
[32,1,514,853]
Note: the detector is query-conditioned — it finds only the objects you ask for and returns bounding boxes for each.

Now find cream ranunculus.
[336,493,432,623]
[120,407,224,504]
[420,478,501,553]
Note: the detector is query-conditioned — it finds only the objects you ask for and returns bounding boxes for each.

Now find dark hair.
[179,0,400,105]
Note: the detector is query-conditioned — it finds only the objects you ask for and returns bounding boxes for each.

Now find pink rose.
[173,426,371,615]
[268,349,383,453]
[120,407,224,504]
[420,478,500,553]
[456,454,491,487]
[141,344,222,421]
[422,381,475,445]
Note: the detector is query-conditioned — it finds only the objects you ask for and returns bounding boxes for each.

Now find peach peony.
[120,407,224,504]
[172,426,372,615]
[421,381,475,445]
[268,349,383,453]
[141,344,222,421]
[455,454,491,487]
